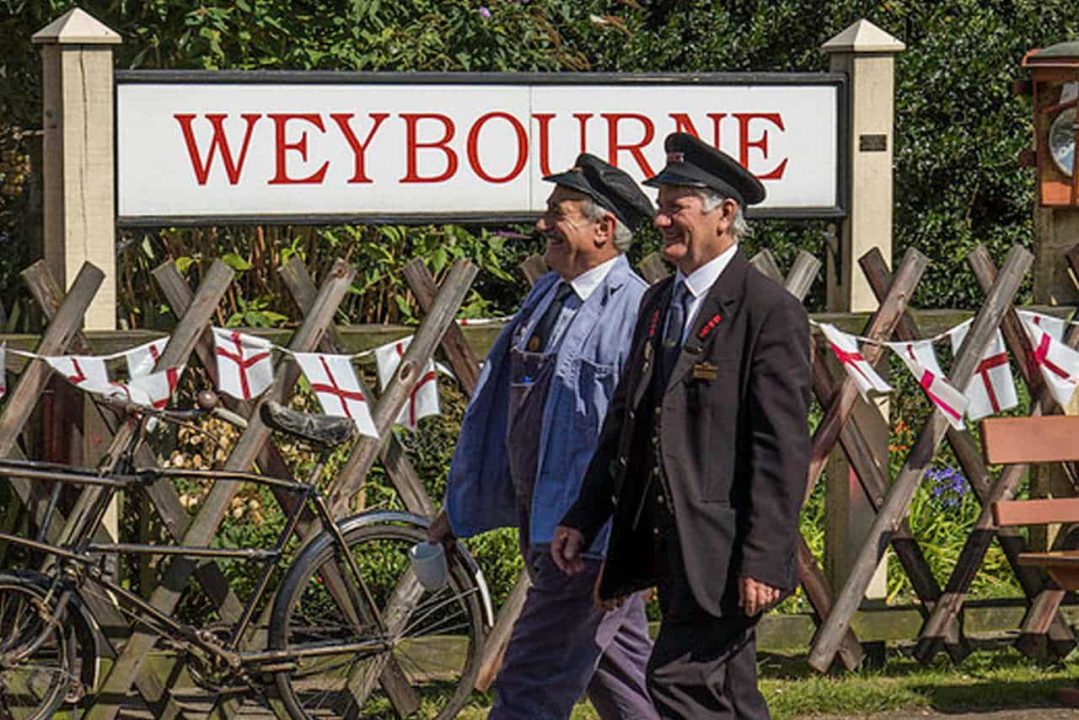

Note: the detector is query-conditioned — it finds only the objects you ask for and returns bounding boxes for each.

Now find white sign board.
[116,73,845,225]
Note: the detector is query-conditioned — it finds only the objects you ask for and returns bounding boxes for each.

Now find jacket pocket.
[575,358,617,434]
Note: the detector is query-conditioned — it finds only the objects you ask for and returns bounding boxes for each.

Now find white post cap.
[822,19,904,54]
[33,7,121,45]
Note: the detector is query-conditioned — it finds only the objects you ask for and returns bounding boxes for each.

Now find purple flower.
[927,466,967,507]
[478,6,492,18]
[494,229,530,240]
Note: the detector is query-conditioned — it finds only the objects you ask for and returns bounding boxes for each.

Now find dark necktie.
[658,281,689,384]
[528,282,573,352]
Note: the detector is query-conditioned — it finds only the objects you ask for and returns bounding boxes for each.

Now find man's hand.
[592,562,627,611]
[426,510,456,551]
[550,525,586,575]
[739,576,781,616]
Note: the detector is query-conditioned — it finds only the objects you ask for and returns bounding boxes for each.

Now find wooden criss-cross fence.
[1,241,1076,718]
[511,243,1077,676]
[0,252,484,718]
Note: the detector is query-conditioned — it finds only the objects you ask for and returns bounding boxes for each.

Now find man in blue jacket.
[427,154,657,720]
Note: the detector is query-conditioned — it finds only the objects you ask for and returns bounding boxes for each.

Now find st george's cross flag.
[949,319,1018,421]
[819,323,892,401]
[1018,310,1067,341]
[125,337,169,378]
[44,355,111,393]
[43,354,183,409]
[373,336,440,431]
[886,339,969,429]
[212,329,275,400]
[292,352,378,438]
[1019,314,1079,408]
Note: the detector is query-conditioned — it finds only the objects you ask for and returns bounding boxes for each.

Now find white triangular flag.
[128,365,185,409]
[373,336,440,431]
[125,337,169,378]
[886,340,968,429]
[211,328,275,400]
[820,323,892,400]
[949,320,1018,421]
[293,352,378,438]
[44,355,112,393]
[1020,315,1079,407]
[1017,310,1067,341]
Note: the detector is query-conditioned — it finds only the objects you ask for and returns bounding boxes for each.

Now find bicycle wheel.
[270,517,485,720]
[0,573,76,720]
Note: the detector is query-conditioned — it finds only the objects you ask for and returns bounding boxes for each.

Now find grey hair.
[694,188,751,242]
[581,198,633,252]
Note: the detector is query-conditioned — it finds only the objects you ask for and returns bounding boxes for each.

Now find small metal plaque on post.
[859,134,888,152]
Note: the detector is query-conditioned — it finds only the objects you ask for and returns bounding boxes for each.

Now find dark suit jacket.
[561,249,811,618]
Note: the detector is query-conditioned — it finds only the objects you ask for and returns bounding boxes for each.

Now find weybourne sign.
[116,72,847,225]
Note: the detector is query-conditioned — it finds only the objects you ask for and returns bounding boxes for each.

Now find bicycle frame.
[0,452,391,670]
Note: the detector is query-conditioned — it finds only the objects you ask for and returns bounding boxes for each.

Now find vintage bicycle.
[0,393,492,719]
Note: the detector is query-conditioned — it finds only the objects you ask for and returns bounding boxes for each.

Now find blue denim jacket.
[445,254,646,556]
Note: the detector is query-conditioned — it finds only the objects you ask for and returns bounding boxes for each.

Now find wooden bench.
[987,416,1079,587]
[986,414,1079,707]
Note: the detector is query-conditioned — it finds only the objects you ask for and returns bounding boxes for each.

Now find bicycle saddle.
[260,401,356,447]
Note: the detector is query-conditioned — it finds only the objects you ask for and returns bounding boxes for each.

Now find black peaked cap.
[543,153,655,232]
[644,132,766,207]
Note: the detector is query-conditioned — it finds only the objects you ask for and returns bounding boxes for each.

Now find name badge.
[692,362,719,381]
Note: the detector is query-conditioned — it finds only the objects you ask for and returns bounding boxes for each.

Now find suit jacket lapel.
[665,249,748,394]
[631,278,672,410]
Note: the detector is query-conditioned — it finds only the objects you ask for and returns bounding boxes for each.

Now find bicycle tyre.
[0,572,76,720]
[269,516,484,720]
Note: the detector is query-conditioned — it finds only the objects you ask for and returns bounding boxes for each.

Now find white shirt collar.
[567,255,620,301]
[674,243,738,298]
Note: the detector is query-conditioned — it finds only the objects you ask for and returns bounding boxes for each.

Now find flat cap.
[543,153,655,232]
[644,132,766,207]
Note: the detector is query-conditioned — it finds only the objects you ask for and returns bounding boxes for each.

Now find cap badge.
[666,151,685,163]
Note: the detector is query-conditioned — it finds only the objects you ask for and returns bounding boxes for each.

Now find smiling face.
[535,185,617,280]
[654,185,739,275]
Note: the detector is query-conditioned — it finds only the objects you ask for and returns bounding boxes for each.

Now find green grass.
[456,648,1079,719]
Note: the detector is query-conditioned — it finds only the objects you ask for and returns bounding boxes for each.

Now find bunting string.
[3,310,1074,424]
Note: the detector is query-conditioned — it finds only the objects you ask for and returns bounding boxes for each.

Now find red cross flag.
[212,329,275,400]
[125,337,169,378]
[820,323,892,401]
[949,320,1017,421]
[44,355,112,393]
[1020,315,1079,408]
[293,353,377,437]
[1018,310,1067,341]
[44,354,184,409]
[373,336,440,431]
[886,340,969,429]
[127,365,185,409]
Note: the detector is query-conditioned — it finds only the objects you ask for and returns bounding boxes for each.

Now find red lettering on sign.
[400,113,458,183]
[668,113,728,150]
[603,113,655,176]
[467,112,528,183]
[174,113,262,185]
[331,112,389,184]
[573,113,593,154]
[268,113,329,185]
[532,113,556,176]
[734,112,788,180]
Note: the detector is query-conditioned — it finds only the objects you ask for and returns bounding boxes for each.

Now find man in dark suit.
[552,133,811,719]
